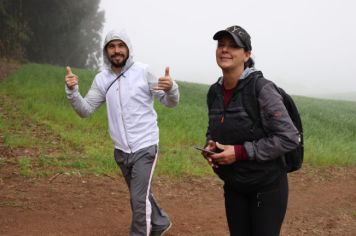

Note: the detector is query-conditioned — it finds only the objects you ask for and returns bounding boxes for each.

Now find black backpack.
[242,74,304,173]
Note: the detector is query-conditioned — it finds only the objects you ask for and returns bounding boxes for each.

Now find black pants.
[224,172,288,236]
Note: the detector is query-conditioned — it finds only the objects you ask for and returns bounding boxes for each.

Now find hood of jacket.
[102,29,135,73]
[218,67,258,85]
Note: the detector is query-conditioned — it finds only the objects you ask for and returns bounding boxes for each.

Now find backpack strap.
[207,77,226,112]
[105,73,124,94]
[105,62,135,95]
[242,73,270,133]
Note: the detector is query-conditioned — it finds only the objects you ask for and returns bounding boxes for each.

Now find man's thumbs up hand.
[154,66,173,92]
[66,66,73,76]
[165,67,170,77]
[65,66,78,90]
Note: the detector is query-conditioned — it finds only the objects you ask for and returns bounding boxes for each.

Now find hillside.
[308,92,356,102]
[1,63,355,236]
[0,63,355,178]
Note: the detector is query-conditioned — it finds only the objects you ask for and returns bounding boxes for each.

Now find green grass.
[295,96,356,166]
[18,156,33,176]
[0,63,355,177]
[0,200,30,208]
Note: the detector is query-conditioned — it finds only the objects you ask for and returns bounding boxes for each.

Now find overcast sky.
[99,0,356,96]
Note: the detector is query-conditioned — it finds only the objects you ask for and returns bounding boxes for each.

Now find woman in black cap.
[201,25,300,236]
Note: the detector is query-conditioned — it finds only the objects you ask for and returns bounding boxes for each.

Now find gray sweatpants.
[114,145,170,236]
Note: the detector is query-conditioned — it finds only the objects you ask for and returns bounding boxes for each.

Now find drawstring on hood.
[103,29,135,73]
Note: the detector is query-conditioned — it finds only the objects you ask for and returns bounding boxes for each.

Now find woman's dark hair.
[244,57,255,68]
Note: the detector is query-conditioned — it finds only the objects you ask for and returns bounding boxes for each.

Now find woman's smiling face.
[216,35,250,71]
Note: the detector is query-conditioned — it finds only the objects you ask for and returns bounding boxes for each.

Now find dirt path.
[0,162,355,236]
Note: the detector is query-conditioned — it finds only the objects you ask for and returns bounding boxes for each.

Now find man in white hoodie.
[64,29,179,236]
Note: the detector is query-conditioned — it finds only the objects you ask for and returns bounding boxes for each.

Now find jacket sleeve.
[65,77,105,118]
[243,82,300,162]
[146,67,180,108]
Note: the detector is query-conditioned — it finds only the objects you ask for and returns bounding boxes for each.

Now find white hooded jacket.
[65,29,180,153]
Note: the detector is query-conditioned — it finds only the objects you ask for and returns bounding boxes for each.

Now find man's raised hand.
[154,66,173,92]
[64,66,78,90]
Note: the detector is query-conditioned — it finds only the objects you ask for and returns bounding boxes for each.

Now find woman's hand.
[201,140,218,168]
[209,142,236,165]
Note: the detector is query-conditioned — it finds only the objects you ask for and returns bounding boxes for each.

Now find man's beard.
[109,54,128,68]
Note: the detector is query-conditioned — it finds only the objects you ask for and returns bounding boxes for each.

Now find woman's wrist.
[234,145,248,160]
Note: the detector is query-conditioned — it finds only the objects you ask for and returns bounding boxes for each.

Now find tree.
[0,0,105,68]
[0,0,30,60]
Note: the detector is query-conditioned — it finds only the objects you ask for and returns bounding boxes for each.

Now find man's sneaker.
[150,222,172,236]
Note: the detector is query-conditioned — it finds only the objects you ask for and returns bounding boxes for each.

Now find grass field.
[1,63,355,177]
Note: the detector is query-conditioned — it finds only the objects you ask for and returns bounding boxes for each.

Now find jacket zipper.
[220,87,225,124]
[118,76,132,152]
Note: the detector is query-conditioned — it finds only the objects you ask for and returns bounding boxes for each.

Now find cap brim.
[213,30,245,49]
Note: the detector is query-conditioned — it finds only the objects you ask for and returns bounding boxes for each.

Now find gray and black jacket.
[206,69,299,188]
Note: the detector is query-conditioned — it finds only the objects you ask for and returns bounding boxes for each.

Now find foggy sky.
[99,0,356,96]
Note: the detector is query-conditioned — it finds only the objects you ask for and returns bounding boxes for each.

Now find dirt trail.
[0,162,355,236]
